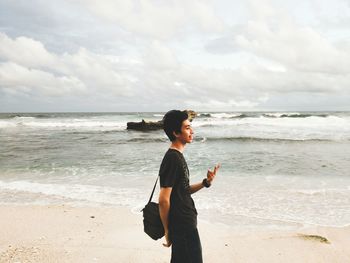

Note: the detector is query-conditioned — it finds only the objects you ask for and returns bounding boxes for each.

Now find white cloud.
[201,0,350,98]
[59,48,136,96]
[0,33,138,97]
[79,0,225,39]
[1,0,350,111]
[0,62,86,96]
[0,33,56,68]
[204,1,350,75]
[143,41,179,69]
[233,21,350,74]
[184,96,268,111]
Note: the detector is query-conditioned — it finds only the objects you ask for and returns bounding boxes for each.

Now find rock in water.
[126,110,197,131]
[186,110,197,122]
[126,119,163,131]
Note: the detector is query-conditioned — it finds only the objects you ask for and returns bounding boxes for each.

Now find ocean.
[1,111,350,231]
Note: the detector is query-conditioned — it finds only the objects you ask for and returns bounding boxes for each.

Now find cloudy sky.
[1,0,350,112]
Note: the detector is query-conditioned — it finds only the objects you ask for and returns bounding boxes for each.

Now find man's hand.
[163,231,172,247]
[159,187,172,247]
[207,163,221,184]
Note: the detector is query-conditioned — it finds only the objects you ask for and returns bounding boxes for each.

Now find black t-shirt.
[159,148,197,232]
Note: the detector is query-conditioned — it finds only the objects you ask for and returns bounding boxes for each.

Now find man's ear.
[172,130,179,138]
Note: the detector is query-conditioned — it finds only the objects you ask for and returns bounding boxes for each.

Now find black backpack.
[141,176,165,240]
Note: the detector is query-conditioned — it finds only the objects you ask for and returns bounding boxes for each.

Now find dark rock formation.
[127,110,197,131]
[186,110,197,122]
[127,119,163,131]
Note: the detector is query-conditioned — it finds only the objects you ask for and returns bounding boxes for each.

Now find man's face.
[174,119,194,144]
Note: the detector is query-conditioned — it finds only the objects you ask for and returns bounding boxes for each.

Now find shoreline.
[1,204,349,263]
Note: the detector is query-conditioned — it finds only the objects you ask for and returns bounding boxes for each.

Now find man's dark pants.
[170,227,203,263]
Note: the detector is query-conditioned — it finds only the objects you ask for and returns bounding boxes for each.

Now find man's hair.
[162,110,188,142]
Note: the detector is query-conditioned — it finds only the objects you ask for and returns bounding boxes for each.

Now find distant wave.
[211,113,242,118]
[198,113,257,119]
[230,114,250,119]
[0,119,126,130]
[198,113,212,118]
[61,130,126,135]
[0,114,60,119]
[198,112,331,119]
[127,137,167,143]
[121,136,332,143]
[0,112,346,122]
[111,136,342,144]
[0,114,29,119]
[0,113,124,119]
[195,136,334,143]
[13,116,36,120]
[263,113,329,118]
[123,136,320,144]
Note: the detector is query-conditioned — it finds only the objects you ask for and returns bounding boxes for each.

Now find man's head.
[162,110,194,143]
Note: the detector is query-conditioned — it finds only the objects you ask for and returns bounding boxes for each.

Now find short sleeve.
[159,152,179,187]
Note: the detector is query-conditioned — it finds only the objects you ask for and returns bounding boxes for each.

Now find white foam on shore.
[1,177,350,229]
[0,180,143,206]
[191,173,350,228]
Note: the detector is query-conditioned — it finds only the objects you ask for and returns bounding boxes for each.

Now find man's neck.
[170,141,185,153]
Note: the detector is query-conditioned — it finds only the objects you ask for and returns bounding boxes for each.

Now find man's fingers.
[208,164,221,173]
[208,163,221,180]
[214,163,221,173]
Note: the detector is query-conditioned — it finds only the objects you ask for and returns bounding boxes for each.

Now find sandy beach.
[0,205,349,263]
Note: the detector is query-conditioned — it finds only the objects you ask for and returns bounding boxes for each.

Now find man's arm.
[190,163,221,194]
[189,182,204,194]
[159,187,172,247]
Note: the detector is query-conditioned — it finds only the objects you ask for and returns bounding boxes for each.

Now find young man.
[158,110,220,263]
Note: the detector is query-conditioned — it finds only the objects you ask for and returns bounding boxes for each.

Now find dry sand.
[0,205,349,263]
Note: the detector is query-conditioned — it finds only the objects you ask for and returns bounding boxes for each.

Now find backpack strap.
[148,176,159,204]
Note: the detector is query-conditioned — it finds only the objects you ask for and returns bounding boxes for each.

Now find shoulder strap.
[148,176,159,204]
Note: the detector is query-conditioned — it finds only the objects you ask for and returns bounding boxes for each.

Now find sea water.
[1,111,350,230]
